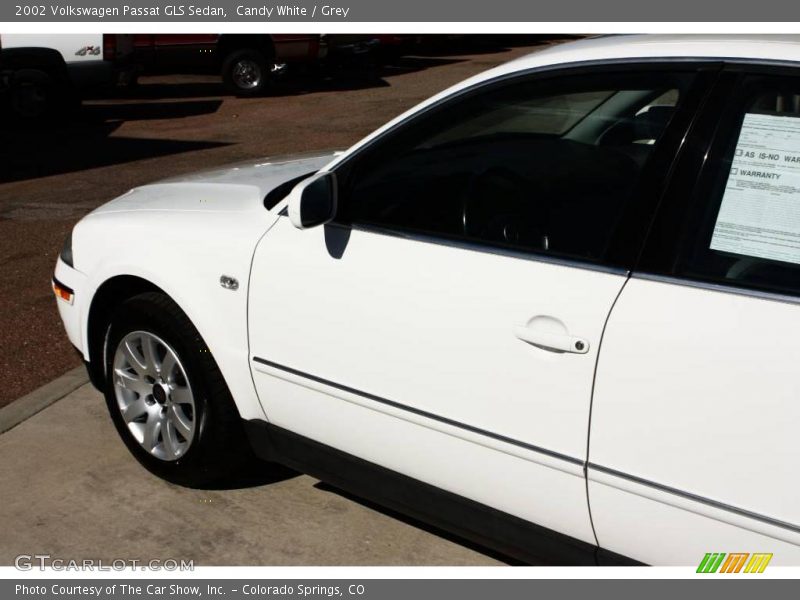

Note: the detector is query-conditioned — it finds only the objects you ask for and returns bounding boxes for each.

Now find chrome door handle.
[514,326,589,354]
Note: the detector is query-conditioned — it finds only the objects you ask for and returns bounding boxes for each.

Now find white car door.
[589,70,800,566]
[249,67,704,548]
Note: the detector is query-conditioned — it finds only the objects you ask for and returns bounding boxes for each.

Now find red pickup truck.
[132,34,326,96]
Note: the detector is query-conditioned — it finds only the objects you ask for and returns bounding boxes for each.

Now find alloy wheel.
[112,331,196,461]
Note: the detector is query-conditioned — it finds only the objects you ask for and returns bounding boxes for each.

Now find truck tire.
[8,68,74,121]
[221,48,272,97]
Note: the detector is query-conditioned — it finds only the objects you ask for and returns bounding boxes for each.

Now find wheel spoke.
[122,340,148,376]
[142,415,162,451]
[162,420,180,457]
[168,404,192,440]
[160,351,177,381]
[141,335,159,375]
[121,397,148,424]
[114,368,149,396]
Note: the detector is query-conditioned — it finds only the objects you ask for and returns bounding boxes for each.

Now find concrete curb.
[0,366,89,435]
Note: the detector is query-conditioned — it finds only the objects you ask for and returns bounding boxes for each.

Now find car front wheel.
[104,292,254,487]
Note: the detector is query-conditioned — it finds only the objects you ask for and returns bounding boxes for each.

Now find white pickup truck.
[0,33,134,118]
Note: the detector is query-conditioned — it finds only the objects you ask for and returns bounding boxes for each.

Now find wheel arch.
[85,274,167,389]
[83,271,268,423]
[1,47,68,74]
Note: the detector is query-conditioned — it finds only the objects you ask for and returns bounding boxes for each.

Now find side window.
[338,71,692,264]
[675,81,800,297]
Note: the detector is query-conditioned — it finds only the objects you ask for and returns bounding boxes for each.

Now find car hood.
[89,149,341,216]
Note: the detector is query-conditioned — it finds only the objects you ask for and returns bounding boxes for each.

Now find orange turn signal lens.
[52,278,74,305]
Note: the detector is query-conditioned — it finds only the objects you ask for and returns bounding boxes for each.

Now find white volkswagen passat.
[53,35,800,566]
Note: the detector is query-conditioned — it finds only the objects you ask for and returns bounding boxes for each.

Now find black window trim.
[635,62,800,304]
[323,58,725,274]
[328,220,631,276]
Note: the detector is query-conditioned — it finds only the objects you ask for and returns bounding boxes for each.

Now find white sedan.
[53,35,800,566]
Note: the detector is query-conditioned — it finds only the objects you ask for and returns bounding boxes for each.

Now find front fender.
[74,209,280,423]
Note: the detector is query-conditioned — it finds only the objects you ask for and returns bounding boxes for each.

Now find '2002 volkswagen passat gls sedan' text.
[53,35,800,566]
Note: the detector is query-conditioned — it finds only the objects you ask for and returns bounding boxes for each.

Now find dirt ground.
[0,36,572,408]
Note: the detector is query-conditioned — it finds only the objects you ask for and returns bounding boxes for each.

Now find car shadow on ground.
[0,54,467,184]
[312,481,522,565]
[199,460,301,491]
[83,98,224,122]
[0,99,228,184]
[186,455,520,563]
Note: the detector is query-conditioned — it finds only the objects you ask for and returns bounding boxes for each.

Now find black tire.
[9,68,75,121]
[103,292,254,487]
[221,48,272,97]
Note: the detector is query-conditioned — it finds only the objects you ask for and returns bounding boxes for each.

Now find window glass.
[339,72,688,264]
[677,85,800,297]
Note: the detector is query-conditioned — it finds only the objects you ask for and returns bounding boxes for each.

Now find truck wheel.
[222,48,271,96]
[9,69,58,120]
[104,292,257,487]
[8,68,80,122]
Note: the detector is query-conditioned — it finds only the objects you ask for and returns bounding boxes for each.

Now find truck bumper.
[67,60,136,91]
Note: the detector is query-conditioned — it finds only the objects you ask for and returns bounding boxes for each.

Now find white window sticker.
[710,113,800,265]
